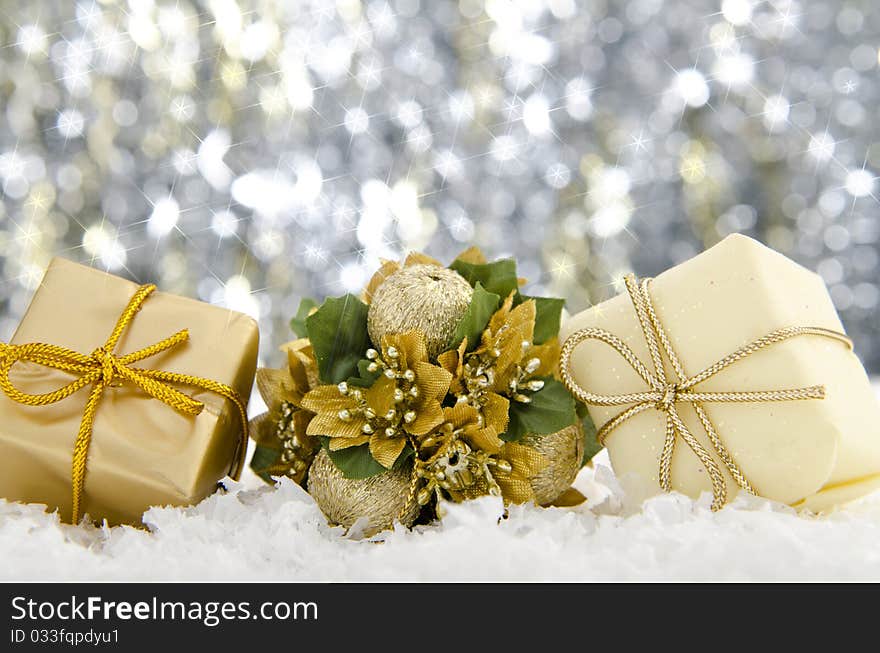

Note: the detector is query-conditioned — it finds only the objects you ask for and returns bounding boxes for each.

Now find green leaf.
[346,359,382,388]
[449,258,564,344]
[574,401,602,465]
[449,258,519,299]
[449,282,501,351]
[320,437,413,480]
[290,298,318,338]
[503,376,577,442]
[393,443,415,471]
[527,295,565,344]
[320,438,385,479]
[581,416,601,466]
[250,444,284,484]
[306,294,371,384]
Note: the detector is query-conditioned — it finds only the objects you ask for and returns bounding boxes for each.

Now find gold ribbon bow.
[560,274,852,511]
[0,284,249,523]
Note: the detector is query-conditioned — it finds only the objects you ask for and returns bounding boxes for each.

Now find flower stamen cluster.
[334,347,421,439]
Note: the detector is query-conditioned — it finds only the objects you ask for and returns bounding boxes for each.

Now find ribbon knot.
[90,347,119,386]
[560,273,852,511]
[0,283,249,523]
[657,383,678,412]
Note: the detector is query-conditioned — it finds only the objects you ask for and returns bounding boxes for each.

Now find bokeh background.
[1,0,878,369]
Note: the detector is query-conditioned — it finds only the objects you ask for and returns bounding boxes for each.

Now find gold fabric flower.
[453,245,485,264]
[302,330,452,469]
[491,442,549,503]
[438,337,511,438]
[249,339,321,485]
[482,293,561,384]
[422,404,504,456]
[414,404,546,506]
[437,292,559,439]
[480,292,537,384]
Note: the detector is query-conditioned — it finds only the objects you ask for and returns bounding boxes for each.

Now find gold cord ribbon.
[0,284,249,523]
[559,274,853,511]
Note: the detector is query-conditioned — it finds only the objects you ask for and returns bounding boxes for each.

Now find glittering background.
[1,1,878,369]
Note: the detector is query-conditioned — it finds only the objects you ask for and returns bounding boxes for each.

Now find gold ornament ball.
[307,449,420,536]
[522,422,585,505]
[367,264,473,359]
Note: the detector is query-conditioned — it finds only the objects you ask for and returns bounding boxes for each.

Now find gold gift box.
[561,234,880,512]
[0,258,259,525]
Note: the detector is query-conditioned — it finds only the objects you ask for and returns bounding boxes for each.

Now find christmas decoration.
[307,448,420,537]
[522,422,585,506]
[302,330,452,469]
[367,261,474,360]
[560,234,880,513]
[250,248,597,533]
[249,338,322,487]
[0,258,257,525]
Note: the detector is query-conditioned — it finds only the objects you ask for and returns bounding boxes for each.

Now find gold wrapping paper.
[0,258,259,525]
[560,234,880,512]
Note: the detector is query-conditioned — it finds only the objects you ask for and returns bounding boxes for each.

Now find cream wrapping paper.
[0,258,259,525]
[560,234,880,512]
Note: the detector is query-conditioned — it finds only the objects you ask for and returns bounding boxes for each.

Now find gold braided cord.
[0,284,249,523]
[559,273,853,511]
[396,437,421,524]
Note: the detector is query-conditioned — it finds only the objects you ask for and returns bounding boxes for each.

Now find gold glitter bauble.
[522,422,584,505]
[307,448,420,536]
[367,264,473,359]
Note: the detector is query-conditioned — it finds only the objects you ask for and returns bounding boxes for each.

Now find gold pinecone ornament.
[307,449,420,537]
[522,422,585,505]
[367,264,473,360]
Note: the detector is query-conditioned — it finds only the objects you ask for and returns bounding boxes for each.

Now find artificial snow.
[3,452,880,582]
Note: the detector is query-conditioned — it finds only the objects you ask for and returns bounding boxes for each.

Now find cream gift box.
[559,234,880,512]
